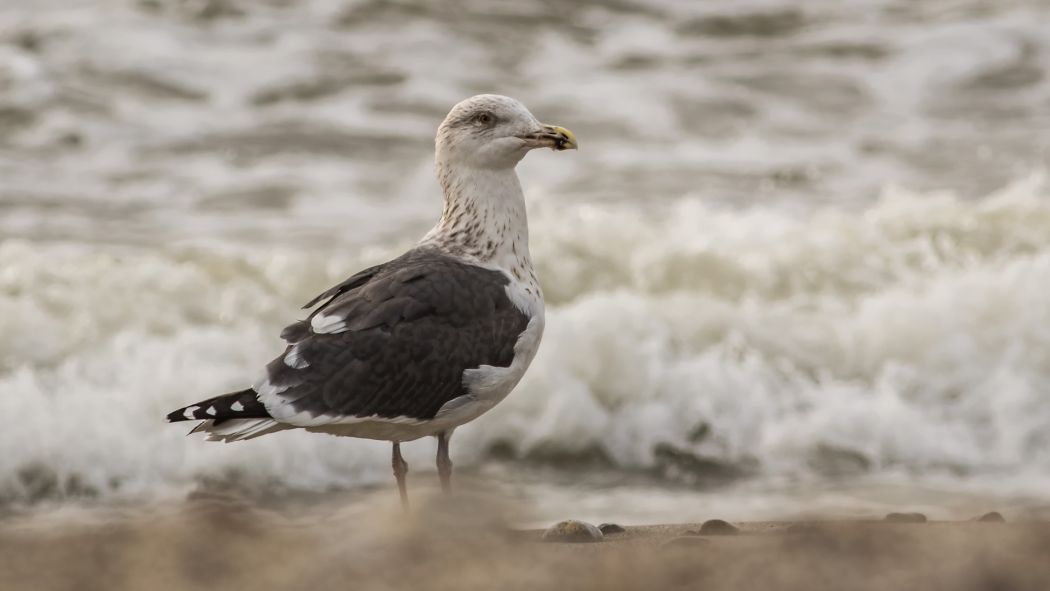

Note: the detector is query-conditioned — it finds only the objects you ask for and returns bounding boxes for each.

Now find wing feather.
[262,248,529,425]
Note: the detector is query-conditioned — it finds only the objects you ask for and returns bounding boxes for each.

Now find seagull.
[167,94,576,507]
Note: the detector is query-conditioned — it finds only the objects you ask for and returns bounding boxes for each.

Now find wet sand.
[1,493,1047,591]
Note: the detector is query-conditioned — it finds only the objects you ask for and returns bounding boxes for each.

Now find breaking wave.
[3,175,1050,504]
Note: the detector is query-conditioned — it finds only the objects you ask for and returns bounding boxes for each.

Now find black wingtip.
[166,408,189,423]
[166,389,270,426]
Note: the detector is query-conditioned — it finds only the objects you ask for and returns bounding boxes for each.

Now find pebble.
[696,519,740,535]
[663,536,711,548]
[598,523,626,535]
[542,520,604,543]
[976,511,1005,523]
[884,512,927,523]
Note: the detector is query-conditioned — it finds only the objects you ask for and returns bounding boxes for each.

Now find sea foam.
[3,175,1050,504]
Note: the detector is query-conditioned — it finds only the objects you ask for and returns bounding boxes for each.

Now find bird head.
[435,94,577,170]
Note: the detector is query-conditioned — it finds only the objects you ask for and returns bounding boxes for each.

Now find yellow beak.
[544,124,578,151]
[520,124,578,151]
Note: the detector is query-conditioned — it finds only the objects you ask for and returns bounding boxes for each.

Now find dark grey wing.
[279,258,394,344]
[302,260,390,310]
[260,249,530,423]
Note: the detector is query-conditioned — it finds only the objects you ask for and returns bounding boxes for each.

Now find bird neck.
[422,163,533,273]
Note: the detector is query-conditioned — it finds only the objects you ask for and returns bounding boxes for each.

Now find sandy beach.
[2,491,1047,591]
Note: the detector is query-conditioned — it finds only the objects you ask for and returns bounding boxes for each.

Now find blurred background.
[2,0,1050,523]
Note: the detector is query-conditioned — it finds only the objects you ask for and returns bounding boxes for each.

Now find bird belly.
[302,394,502,442]
[306,419,444,442]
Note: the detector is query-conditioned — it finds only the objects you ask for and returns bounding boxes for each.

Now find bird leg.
[436,431,453,494]
[392,442,409,510]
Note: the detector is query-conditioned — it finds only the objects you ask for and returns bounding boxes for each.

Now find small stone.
[194,0,244,20]
[542,520,604,543]
[884,512,927,523]
[598,523,626,535]
[976,511,1005,523]
[697,519,740,535]
[663,536,711,548]
[58,132,83,148]
[13,31,42,52]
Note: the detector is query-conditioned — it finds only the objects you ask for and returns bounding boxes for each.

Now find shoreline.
[2,492,1048,591]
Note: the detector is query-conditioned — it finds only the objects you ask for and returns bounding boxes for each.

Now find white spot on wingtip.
[284,346,309,369]
[205,406,216,416]
[311,313,347,334]
[231,401,244,412]
[183,406,199,419]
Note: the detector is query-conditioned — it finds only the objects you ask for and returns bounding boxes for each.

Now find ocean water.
[2,0,1050,516]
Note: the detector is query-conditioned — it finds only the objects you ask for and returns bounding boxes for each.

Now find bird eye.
[476,112,494,125]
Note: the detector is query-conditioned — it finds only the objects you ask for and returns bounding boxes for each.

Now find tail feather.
[192,418,289,442]
[166,388,269,424]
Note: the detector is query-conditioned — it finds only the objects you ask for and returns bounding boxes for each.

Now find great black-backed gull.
[167,94,577,507]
